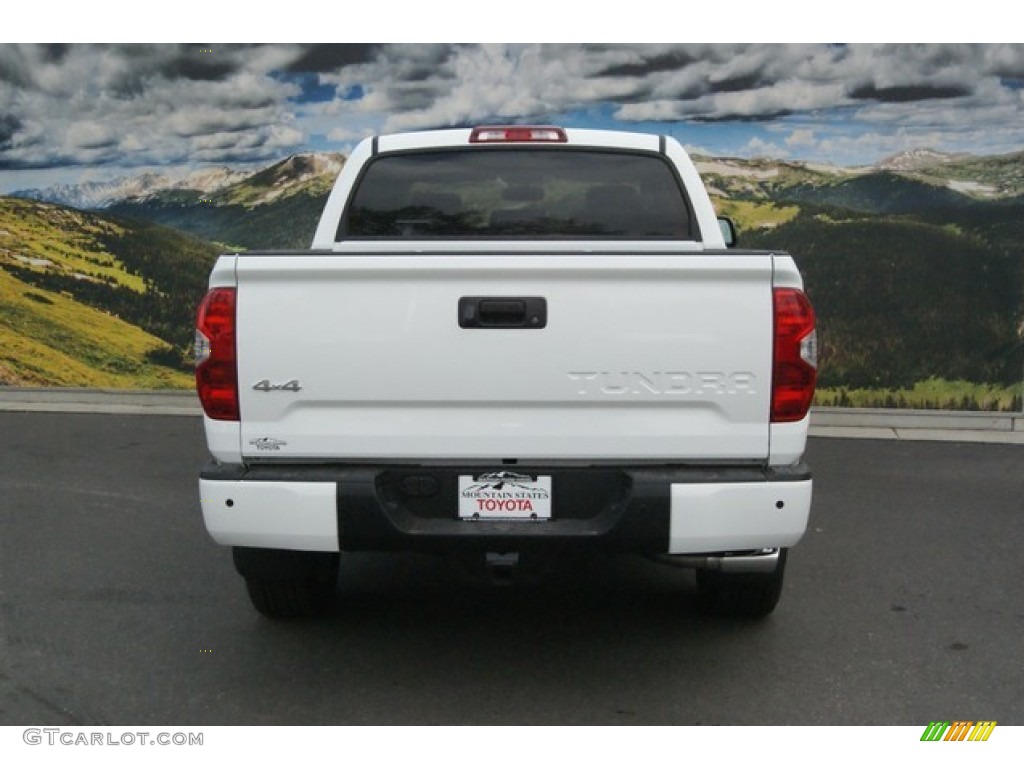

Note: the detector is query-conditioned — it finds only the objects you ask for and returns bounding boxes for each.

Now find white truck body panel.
[667,479,812,553]
[233,254,774,463]
[201,479,338,551]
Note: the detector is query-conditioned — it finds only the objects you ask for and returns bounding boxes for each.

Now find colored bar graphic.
[968,722,997,741]
[944,721,972,741]
[920,720,996,742]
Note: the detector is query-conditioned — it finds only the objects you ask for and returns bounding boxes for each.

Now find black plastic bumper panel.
[201,461,810,555]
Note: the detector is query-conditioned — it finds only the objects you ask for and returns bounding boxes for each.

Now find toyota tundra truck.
[195,125,817,619]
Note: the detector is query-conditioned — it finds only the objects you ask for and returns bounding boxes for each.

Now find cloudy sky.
[1,42,1023,193]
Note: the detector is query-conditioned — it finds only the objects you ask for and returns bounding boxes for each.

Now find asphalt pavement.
[0,411,1021,725]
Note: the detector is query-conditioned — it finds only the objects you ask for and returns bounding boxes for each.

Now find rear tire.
[696,549,787,619]
[232,547,339,619]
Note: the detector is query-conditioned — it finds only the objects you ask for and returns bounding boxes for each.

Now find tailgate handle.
[459,296,547,329]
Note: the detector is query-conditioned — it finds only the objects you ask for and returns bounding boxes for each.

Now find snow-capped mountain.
[872,149,962,172]
[14,172,172,209]
[11,161,312,209]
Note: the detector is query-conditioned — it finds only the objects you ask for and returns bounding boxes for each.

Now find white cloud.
[743,137,791,159]
[65,121,118,151]
[785,129,817,149]
[2,42,1023,182]
[0,44,305,170]
[326,125,376,143]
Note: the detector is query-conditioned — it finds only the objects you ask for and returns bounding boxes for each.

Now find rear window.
[339,148,693,239]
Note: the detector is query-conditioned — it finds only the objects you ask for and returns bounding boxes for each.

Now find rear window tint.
[339,148,693,239]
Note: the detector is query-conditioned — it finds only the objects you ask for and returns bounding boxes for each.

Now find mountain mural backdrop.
[1,149,1022,409]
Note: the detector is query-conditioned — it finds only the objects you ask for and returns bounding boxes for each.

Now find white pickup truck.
[195,125,817,619]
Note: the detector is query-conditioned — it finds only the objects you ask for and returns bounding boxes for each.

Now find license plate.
[458,472,552,521]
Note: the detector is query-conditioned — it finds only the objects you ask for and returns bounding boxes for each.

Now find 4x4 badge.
[252,379,301,392]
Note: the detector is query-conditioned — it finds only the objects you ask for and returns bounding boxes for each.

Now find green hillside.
[705,154,1024,410]
[0,197,218,387]
[108,189,329,250]
[0,269,190,387]
[744,208,1023,398]
[776,173,979,215]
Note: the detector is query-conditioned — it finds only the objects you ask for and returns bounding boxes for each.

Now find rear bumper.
[199,462,811,557]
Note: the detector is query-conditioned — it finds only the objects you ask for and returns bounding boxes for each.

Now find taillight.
[772,288,817,423]
[195,287,239,421]
[469,125,567,143]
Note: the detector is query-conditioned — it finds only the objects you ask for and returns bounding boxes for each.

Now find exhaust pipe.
[653,548,780,574]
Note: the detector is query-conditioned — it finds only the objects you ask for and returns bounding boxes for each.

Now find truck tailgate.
[235,254,774,462]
